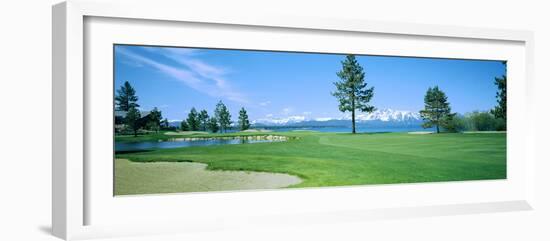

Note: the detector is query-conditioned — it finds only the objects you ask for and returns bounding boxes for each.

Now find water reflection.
[115,136,286,152]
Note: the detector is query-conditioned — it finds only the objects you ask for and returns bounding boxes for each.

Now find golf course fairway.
[114,131,506,195]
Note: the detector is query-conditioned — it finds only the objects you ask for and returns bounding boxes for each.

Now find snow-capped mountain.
[345,109,421,122]
[251,115,306,125]
[253,109,421,126]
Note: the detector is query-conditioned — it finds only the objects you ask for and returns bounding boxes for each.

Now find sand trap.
[241,129,272,132]
[407,131,434,135]
[164,131,209,136]
[115,159,302,195]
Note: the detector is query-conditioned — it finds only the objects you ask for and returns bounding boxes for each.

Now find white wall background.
[0,0,548,240]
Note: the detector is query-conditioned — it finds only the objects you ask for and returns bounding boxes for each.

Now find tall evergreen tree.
[214,101,232,133]
[186,107,200,131]
[148,107,162,132]
[491,62,507,122]
[115,81,139,111]
[419,86,453,133]
[332,55,375,134]
[161,118,170,129]
[238,107,251,131]
[180,121,190,131]
[198,109,209,131]
[125,106,141,137]
[207,117,219,133]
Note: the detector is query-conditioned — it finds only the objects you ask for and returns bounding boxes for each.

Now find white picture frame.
[52,0,535,240]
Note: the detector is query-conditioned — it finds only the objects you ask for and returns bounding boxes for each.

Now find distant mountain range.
[344,108,420,122]
[168,109,423,128]
[252,109,421,126]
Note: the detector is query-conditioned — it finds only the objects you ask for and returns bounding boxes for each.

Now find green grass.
[115,132,506,192]
[115,131,174,143]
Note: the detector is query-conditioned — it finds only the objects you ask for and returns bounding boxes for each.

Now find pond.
[115,135,288,152]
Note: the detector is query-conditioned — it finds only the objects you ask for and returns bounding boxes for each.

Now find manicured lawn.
[115,131,506,194]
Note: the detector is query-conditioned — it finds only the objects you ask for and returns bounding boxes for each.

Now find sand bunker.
[115,159,302,195]
[241,129,272,132]
[164,131,209,136]
[407,131,434,135]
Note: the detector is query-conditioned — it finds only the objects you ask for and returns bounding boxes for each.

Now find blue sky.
[114,45,506,122]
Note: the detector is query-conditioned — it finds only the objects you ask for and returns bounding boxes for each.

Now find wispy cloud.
[141,46,198,56]
[116,46,248,103]
[259,101,271,107]
[282,107,293,115]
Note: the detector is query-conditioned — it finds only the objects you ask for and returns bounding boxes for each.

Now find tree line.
[416,62,506,133]
[115,81,251,136]
[117,55,506,136]
[179,101,250,133]
[332,55,507,134]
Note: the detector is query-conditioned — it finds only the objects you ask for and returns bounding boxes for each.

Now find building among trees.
[115,110,152,133]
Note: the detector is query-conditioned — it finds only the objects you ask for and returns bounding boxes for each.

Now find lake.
[259,125,434,133]
[115,138,285,152]
[116,125,434,152]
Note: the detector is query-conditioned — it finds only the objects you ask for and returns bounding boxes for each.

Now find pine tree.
[238,107,251,131]
[332,55,375,134]
[115,81,139,111]
[198,109,209,131]
[207,117,219,133]
[491,62,507,123]
[186,107,200,131]
[125,106,141,137]
[214,101,232,133]
[419,86,453,133]
[180,121,190,131]
[161,118,170,129]
[148,107,162,132]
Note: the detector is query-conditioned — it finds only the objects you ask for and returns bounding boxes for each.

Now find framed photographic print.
[53,0,535,240]
[112,44,508,195]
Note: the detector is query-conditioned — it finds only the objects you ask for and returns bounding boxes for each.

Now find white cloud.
[141,46,199,56]
[120,58,144,68]
[161,47,199,56]
[160,48,230,89]
[259,101,271,107]
[116,46,247,103]
[282,107,293,115]
[314,117,332,121]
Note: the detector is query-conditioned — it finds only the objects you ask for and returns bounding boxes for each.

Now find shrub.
[494,118,506,131]
[443,115,466,133]
[462,111,504,131]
